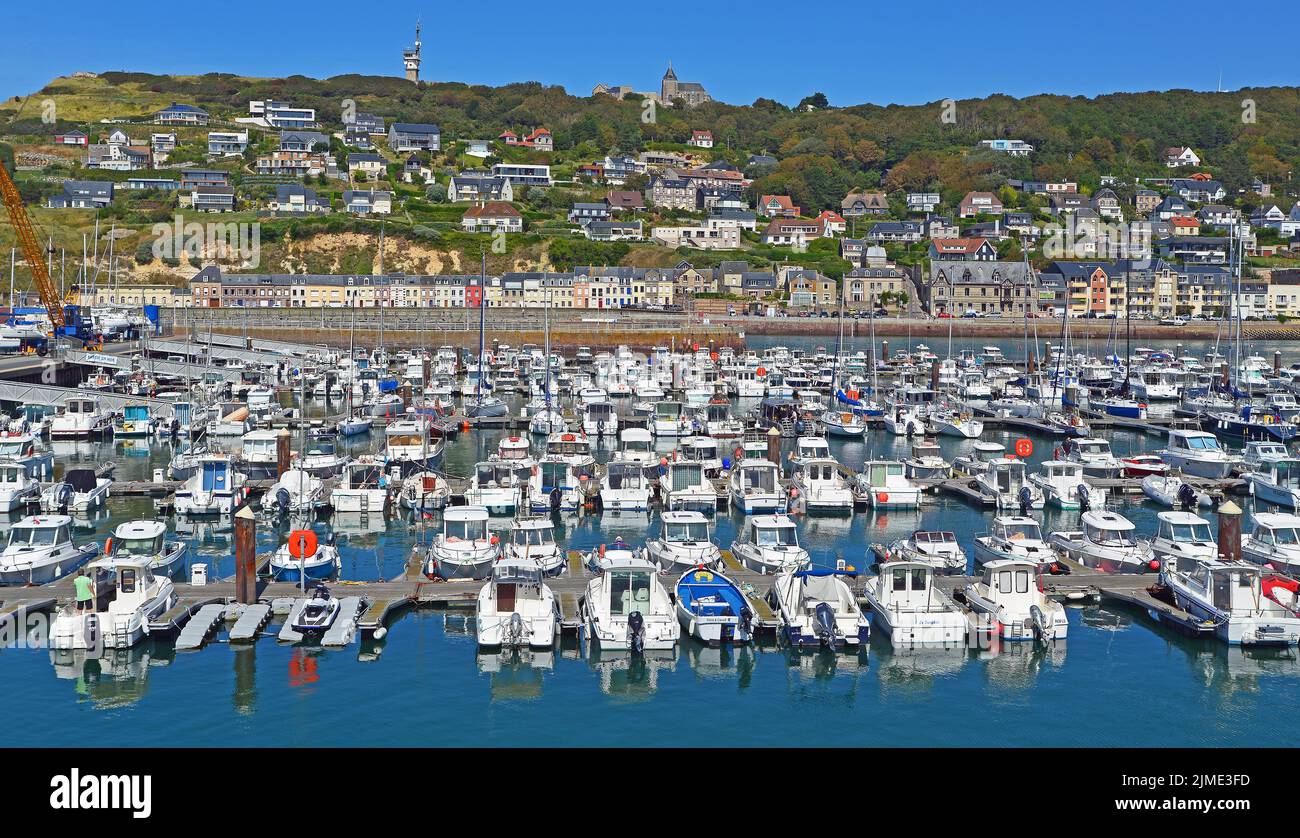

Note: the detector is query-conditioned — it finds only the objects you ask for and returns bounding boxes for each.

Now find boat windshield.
[0,440,28,456]
[1168,523,1213,543]
[8,525,63,547]
[1078,441,1110,455]
[605,463,643,489]
[1186,436,1221,451]
[999,523,1042,541]
[755,526,797,547]
[664,521,709,542]
[1087,524,1137,546]
[740,466,776,492]
[445,518,487,542]
[512,527,554,547]
[609,570,652,616]
[388,433,424,447]
[670,463,703,491]
[1265,527,1300,546]
[114,535,162,555]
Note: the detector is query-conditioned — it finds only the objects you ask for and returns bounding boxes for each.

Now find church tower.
[661,61,678,101]
[403,21,422,83]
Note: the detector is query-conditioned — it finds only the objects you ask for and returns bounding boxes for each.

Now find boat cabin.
[1082,510,1140,547]
[109,520,166,559]
[443,507,490,542]
[746,515,800,548]
[661,511,710,545]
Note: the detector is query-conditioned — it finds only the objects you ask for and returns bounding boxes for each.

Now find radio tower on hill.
[403,21,422,83]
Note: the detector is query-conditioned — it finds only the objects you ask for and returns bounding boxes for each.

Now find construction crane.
[0,160,65,328]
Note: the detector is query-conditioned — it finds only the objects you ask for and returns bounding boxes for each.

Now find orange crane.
[0,160,64,328]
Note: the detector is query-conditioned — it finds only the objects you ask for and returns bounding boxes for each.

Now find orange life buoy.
[876,492,889,504]
[756,367,767,377]
[287,529,318,559]
[1014,438,1033,458]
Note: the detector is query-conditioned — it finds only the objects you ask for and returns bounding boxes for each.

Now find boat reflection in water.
[588,648,677,700]
[976,635,1068,689]
[870,642,967,695]
[49,641,166,709]
[683,638,758,688]
[477,647,556,702]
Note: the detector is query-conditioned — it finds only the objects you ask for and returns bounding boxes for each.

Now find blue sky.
[3,1,1297,107]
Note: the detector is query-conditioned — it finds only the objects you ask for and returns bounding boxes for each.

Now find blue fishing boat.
[1202,405,1298,443]
[673,567,754,646]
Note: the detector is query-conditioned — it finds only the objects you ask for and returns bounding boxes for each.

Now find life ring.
[694,571,714,583]
[287,529,318,558]
[876,492,889,504]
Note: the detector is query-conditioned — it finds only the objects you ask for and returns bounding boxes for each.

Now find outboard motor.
[739,605,754,637]
[1017,486,1033,516]
[1177,482,1197,511]
[906,421,917,437]
[275,487,291,515]
[627,611,645,654]
[1029,604,1051,643]
[508,612,524,646]
[813,601,837,647]
[549,486,562,514]
[53,482,73,514]
[1076,482,1092,512]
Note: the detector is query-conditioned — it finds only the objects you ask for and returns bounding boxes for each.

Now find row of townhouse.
[1036,258,1283,319]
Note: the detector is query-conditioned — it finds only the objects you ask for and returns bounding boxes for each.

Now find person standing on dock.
[73,570,94,613]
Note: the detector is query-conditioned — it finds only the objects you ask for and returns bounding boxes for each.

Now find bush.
[425,183,447,203]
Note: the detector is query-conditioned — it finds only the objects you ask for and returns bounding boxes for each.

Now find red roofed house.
[958,191,1003,218]
[54,130,88,147]
[500,128,553,151]
[461,202,523,233]
[760,218,822,246]
[759,194,800,218]
[688,130,713,149]
[816,210,847,236]
[928,237,997,261]
[1170,215,1200,236]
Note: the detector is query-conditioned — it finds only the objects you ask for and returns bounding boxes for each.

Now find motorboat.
[0,459,39,512]
[476,559,560,648]
[399,470,450,513]
[49,396,112,440]
[674,567,754,646]
[1246,457,1300,510]
[820,409,865,438]
[1050,510,1159,573]
[788,456,854,513]
[881,530,967,575]
[1151,510,1217,564]
[859,460,922,509]
[0,515,99,585]
[646,511,722,573]
[502,517,564,577]
[0,431,53,478]
[697,400,745,439]
[616,427,656,466]
[1161,429,1239,480]
[1120,454,1169,478]
[882,398,925,436]
[581,401,619,438]
[270,528,341,582]
[1064,437,1122,479]
[330,457,391,515]
[104,519,187,577]
[1242,512,1300,574]
[529,455,597,515]
[961,559,1068,642]
[1142,473,1212,509]
[863,561,967,646]
[975,458,1044,511]
[929,408,984,439]
[771,569,870,649]
[599,459,652,512]
[263,468,326,516]
[239,429,284,480]
[678,436,722,476]
[582,538,643,573]
[291,584,341,633]
[49,556,176,650]
[466,437,534,514]
[952,441,1005,476]
[650,400,692,438]
[112,404,157,438]
[903,439,950,481]
[1162,555,1300,646]
[40,468,112,514]
[730,515,811,575]
[659,460,716,514]
[424,506,499,580]
[972,516,1058,568]
[728,458,783,514]
[173,455,248,516]
[384,419,445,476]
[580,555,679,652]
[297,439,348,478]
[1243,441,1290,471]
[1029,460,1104,511]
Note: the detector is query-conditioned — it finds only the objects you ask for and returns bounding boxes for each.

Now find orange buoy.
[876,492,889,504]
[1014,438,1033,458]
[287,529,318,559]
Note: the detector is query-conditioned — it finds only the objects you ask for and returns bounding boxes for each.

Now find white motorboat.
[650,400,692,437]
[860,460,922,509]
[173,455,248,516]
[1142,473,1212,509]
[863,561,967,646]
[820,409,865,438]
[581,400,620,438]
[1049,510,1159,574]
[0,431,53,478]
[788,456,854,513]
[659,460,716,514]
[599,459,652,512]
[952,441,1005,476]
[0,459,39,512]
[580,555,680,652]
[1065,437,1122,479]
[1246,457,1300,510]
[330,457,391,515]
[903,439,950,481]
[728,458,783,514]
[646,511,722,573]
[771,569,870,649]
[424,506,499,580]
[1162,555,1300,646]
[49,396,112,440]
[1243,512,1300,574]
[1151,510,1217,564]
[297,439,348,478]
[263,468,326,516]
[674,567,754,646]
[616,427,656,466]
[476,559,560,648]
[502,517,564,577]
[105,519,187,577]
[882,399,925,436]
[962,559,1068,642]
[465,437,534,514]
[1030,460,1104,511]
[384,419,444,474]
[1243,441,1290,471]
[972,516,1058,568]
[975,458,1044,511]
[930,408,984,439]
[41,468,112,514]
[882,530,967,574]
[1161,429,1239,480]
[239,429,284,480]
[49,556,176,650]
[730,515,811,575]
[399,470,450,512]
[0,515,99,585]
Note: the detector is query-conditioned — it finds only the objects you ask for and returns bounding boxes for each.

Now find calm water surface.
[3,336,1300,747]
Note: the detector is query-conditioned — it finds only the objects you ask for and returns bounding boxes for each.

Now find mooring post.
[929,358,940,389]
[234,505,257,604]
[766,426,781,466]
[1217,499,1242,563]
[275,429,291,477]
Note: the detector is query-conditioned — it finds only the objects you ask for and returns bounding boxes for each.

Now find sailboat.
[339,302,373,436]
[465,251,507,419]
[529,274,566,435]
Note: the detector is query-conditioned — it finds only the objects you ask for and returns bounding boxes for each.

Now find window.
[892,568,907,591]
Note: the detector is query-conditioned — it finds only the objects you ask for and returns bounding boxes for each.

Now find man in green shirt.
[73,570,94,612]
